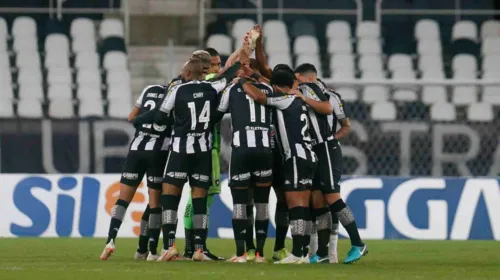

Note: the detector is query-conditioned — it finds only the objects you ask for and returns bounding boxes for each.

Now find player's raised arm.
[254,25,273,79]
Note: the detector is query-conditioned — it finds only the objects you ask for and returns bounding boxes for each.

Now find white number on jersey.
[188,101,211,130]
[245,95,266,123]
[142,100,166,131]
[300,113,311,142]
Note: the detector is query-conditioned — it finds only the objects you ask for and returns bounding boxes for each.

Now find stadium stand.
[0,14,129,118]
[0,1,498,123]
[200,11,500,124]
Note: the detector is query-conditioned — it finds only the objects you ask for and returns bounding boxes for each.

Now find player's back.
[268,92,315,161]
[169,80,221,153]
[225,82,273,149]
[131,84,171,151]
[316,81,347,132]
[299,82,334,145]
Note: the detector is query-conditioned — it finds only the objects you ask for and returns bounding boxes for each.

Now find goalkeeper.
[182,46,242,260]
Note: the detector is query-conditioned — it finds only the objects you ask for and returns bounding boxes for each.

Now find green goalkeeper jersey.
[206,73,222,194]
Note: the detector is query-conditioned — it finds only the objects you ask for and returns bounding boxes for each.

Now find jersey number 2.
[188,101,210,130]
[144,100,166,131]
[300,113,311,142]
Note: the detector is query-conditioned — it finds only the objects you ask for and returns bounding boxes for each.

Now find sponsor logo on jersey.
[245,126,269,131]
[193,92,204,98]
[122,173,139,180]
[186,132,206,137]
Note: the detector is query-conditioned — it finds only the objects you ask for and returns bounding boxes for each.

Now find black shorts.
[283,156,316,192]
[272,147,285,188]
[312,140,342,194]
[163,151,212,189]
[229,147,273,188]
[120,150,169,190]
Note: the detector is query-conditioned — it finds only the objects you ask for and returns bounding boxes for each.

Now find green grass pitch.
[0,238,498,280]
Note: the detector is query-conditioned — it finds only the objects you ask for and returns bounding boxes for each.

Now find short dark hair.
[204,47,220,57]
[272,64,296,81]
[294,63,317,74]
[271,70,294,88]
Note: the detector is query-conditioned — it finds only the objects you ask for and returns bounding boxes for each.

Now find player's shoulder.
[253,82,273,93]
[299,82,323,94]
[223,82,240,92]
[142,84,167,93]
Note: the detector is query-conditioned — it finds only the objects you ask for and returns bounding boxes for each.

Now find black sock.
[329,199,363,247]
[274,201,289,251]
[106,199,129,244]
[314,207,331,258]
[148,207,162,255]
[254,187,271,257]
[245,204,256,251]
[232,206,248,256]
[289,206,306,258]
[161,194,180,250]
[192,197,208,252]
[184,229,194,256]
[137,204,150,253]
[303,207,312,257]
[231,188,249,256]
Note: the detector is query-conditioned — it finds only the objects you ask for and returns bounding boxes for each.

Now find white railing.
[375,0,500,24]
[198,0,362,46]
[321,78,500,87]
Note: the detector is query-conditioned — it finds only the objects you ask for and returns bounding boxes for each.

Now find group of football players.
[100,25,368,265]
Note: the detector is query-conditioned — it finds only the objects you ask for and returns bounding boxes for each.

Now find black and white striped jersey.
[130,85,171,151]
[217,82,273,149]
[316,81,347,132]
[167,76,183,90]
[266,92,316,162]
[300,82,334,146]
[159,79,227,154]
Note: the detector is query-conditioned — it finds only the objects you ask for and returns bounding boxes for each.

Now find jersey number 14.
[188,101,210,130]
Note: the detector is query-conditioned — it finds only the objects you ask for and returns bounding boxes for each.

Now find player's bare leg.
[101,183,137,260]
[309,190,332,263]
[227,186,249,263]
[191,186,209,261]
[272,186,290,261]
[146,188,162,261]
[275,190,310,264]
[158,183,181,262]
[134,204,150,260]
[253,183,271,263]
[324,193,367,264]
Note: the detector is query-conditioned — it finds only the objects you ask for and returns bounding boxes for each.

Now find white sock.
[309,233,318,255]
[329,234,338,257]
